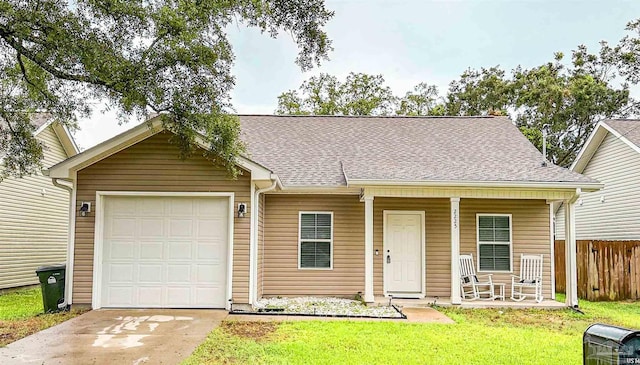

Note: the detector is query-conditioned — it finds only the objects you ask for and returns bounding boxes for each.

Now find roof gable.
[0,114,78,162]
[571,120,640,174]
[47,117,273,183]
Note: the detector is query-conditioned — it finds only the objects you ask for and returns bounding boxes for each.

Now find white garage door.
[100,196,229,308]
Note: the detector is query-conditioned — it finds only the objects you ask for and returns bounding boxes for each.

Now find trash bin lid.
[35,263,66,273]
[584,323,640,344]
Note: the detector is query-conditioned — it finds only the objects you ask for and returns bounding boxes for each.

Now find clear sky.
[74,0,640,150]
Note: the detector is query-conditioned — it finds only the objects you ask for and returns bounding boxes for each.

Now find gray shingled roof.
[0,113,51,130]
[239,115,596,188]
[604,119,640,149]
[0,113,53,159]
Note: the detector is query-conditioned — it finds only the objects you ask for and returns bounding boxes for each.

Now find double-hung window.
[299,212,333,269]
[477,214,512,272]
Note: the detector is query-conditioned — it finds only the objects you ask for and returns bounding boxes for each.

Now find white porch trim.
[564,189,580,307]
[548,202,556,299]
[360,186,589,201]
[364,196,375,302]
[450,197,461,305]
[352,180,601,192]
[248,183,256,305]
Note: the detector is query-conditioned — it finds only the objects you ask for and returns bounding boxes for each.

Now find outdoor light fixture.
[238,203,246,218]
[79,202,91,217]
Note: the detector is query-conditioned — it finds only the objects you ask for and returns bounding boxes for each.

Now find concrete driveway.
[0,309,227,365]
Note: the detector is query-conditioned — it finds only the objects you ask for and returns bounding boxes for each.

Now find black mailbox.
[584,323,640,364]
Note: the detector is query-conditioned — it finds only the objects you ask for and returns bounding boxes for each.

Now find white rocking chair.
[511,254,544,303]
[459,254,494,300]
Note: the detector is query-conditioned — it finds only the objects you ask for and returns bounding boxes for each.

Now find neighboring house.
[47,115,600,310]
[0,115,79,290]
[555,119,640,300]
[556,120,640,240]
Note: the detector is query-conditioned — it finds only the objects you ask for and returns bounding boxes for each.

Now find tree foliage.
[276,72,396,115]
[444,67,512,116]
[397,82,444,116]
[513,49,633,166]
[277,19,640,167]
[0,0,333,178]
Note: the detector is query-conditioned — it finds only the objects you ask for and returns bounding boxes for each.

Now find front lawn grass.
[0,287,84,347]
[184,295,640,365]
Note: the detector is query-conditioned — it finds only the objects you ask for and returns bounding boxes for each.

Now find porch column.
[364,196,375,303]
[548,202,556,299]
[564,192,580,307]
[450,197,461,305]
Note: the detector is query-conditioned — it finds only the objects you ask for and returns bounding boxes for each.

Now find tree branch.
[16,53,54,102]
[0,29,110,87]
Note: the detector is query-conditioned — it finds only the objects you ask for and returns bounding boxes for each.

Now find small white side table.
[494,283,506,301]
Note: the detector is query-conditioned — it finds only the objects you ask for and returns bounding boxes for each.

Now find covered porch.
[358,184,583,308]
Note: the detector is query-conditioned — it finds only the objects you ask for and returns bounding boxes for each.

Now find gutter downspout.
[251,178,278,306]
[51,177,74,310]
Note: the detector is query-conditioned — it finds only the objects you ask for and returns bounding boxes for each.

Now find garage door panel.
[138,287,163,306]
[101,196,228,308]
[196,243,221,260]
[167,242,193,259]
[167,287,191,306]
[195,264,218,284]
[108,264,134,283]
[111,198,137,214]
[169,198,194,215]
[139,242,164,260]
[167,264,191,283]
[196,287,222,306]
[107,287,134,306]
[138,264,163,283]
[197,199,225,214]
[111,218,137,238]
[141,218,165,237]
[197,219,224,238]
[139,198,164,215]
[107,241,135,259]
[169,219,194,237]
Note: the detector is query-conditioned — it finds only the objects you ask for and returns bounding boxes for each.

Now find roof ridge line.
[235,114,500,119]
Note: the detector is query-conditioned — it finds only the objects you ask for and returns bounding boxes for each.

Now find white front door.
[384,211,424,296]
[100,196,229,308]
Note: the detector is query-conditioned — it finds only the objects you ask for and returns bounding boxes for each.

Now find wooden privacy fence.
[555,240,640,301]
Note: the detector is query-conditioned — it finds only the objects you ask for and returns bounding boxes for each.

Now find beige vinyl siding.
[262,195,365,297]
[557,132,640,240]
[0,125,71,289]
[262,196,551,299]
[72,131,251,305]
[460,199,552,299]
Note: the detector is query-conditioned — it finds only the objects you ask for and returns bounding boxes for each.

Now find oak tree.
[0,0,333,177]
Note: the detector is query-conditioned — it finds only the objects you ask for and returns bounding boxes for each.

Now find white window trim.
[476,213,513,273]
[298,211,334,270]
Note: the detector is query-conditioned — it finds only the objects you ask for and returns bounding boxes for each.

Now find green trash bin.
[35,264,66,313]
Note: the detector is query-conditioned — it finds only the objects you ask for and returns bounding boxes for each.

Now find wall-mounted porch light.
[238,203,246,218]
[79,202,91,217]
